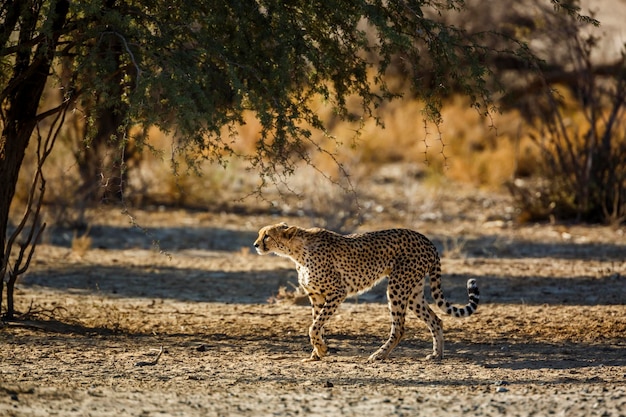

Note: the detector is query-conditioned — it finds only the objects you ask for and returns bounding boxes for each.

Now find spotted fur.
[254,223,479,361]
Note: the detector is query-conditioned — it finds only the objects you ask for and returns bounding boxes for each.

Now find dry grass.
[267,284,309,305]
[13,90,549,220]
[71,227,92,257]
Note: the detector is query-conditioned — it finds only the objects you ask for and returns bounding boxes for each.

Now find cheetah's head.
[253,223,299,256]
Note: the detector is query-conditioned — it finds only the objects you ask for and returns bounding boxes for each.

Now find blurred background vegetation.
[9,0,625,228]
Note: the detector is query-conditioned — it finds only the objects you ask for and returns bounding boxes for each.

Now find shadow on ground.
[21,262,626,305]
[45,225,626,261]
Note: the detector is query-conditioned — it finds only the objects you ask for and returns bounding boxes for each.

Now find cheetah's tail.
[429,256,479,318]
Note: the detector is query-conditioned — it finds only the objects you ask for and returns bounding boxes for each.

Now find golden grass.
[13,89,548,216]
[71,227,92,257]
[291,94,541,188]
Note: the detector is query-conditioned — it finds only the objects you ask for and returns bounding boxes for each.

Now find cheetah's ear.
[279,222,289,229]
[282,225,298,240]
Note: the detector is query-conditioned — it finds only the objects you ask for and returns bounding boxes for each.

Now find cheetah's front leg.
[303,292,345,361]
[308,293,326,343]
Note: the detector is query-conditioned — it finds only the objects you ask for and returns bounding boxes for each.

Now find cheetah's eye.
[263,235,269,242]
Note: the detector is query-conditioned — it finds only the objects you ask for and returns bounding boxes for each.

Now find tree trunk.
[76,30,134,204]
[0,0,69,318]
[77,105,131,204]
[6,274,16,319]
[0,118,38,319]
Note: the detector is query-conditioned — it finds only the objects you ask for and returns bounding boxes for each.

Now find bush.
[509,23,626,224]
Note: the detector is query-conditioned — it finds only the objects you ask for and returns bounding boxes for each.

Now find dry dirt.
[1,180,625,417]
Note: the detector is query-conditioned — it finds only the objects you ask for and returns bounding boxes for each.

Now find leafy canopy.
[9,0,511,176]
[3,0,556,189]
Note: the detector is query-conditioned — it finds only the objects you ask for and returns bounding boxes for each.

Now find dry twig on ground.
[134,346,164,367]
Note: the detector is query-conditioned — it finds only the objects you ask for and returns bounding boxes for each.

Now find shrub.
[508,21,626,224]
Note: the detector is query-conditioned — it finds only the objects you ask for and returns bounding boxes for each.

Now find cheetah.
[254,223,479,361]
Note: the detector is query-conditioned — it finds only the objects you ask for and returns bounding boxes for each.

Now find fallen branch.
[134,346,164,367]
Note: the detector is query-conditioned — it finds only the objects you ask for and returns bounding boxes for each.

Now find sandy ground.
[1,178,625,416]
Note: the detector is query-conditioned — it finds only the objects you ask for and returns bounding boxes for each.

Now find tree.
[1,0,549,318]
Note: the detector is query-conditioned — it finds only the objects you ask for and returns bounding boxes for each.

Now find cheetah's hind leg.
[410,291,444,360]
[368,274,409,362]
